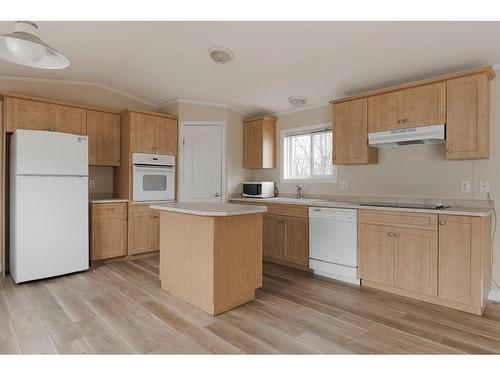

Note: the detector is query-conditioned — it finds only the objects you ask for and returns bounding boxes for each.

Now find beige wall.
[160,101,252,197]
[253,78,500,296]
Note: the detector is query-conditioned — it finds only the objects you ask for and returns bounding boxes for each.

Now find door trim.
[179,121,226,202]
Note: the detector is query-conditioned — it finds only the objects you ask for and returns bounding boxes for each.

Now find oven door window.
[143,175,167,191]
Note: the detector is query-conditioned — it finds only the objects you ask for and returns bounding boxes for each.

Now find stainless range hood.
[368,124,445,148]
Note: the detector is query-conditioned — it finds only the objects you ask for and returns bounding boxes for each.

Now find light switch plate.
[460,180,471,193]
[339,181,348,190]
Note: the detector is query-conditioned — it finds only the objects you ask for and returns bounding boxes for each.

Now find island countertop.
[150,202,267,216]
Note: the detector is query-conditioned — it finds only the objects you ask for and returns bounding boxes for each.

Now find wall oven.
[132,153,175,202]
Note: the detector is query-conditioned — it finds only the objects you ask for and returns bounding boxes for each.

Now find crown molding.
[158,98,251,117]
[0,74,159,108]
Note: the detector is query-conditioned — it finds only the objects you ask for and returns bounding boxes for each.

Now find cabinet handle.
[397,119,403,124]
[447,149,453,153]
[48,127,55,131]
[388,232,393,237]
[403,119,408,123]
[394,233,400,237]
[439,220,445,225]
[151,215,159,219]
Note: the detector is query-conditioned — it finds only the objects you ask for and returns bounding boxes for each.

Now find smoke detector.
[288,95,308,108]
[209,46,233,64]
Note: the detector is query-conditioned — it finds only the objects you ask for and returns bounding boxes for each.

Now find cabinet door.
[438,215,481,306]
[5,97,48,132]
[262,214,285,259]
[394,227,438,296]
[130,113,156,153]
[446,74,489,160]
[48,104,86,135]
[368,91,404,132]
[358,223,394,286]
[128,206,155,255]
[156,117,178,155]
[243,120,263,168]
[87,110,120,166]
[402,82,445,128]
[284,216,309,266]
[333,99,378,165]
[91,209,128,261]
[151,211,160,251]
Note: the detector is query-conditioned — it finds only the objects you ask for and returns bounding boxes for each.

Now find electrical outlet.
[460,180,471,193]
[480,181,490,193]
[89,179,96,188]
[339,181,348,191]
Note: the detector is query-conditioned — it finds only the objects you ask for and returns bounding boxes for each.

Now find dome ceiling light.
[209,46,233,64]
[0,21,70,69]
[288,95,308,108]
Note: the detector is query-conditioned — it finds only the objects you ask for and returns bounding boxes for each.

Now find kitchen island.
[150,202,267,315]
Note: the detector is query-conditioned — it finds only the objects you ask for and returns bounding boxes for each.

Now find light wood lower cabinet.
[91,203,128,261]
[262,213,308,269]
[359,209,491,315]
[128,204,160,255]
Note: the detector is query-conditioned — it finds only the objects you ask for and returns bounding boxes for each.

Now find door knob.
[215,192,220,197]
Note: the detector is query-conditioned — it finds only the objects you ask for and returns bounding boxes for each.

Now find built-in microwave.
[242,182,275,198]
[132,153,175,202]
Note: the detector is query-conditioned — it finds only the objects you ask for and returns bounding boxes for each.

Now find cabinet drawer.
[92,203,128,217]
[358,209,437,231]
[129,203,158,214]
[266,204,308,218]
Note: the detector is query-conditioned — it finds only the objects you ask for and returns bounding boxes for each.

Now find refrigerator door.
[10,175,89,283]
[12,130,88,176]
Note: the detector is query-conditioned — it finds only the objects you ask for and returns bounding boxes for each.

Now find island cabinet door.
[438,215,481,306]
[358,223,395,286]
[394,227,438,296]
[283,216,309,266]
[262,214,285,260]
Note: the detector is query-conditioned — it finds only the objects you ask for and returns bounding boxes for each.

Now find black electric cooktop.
[359,202,451,210]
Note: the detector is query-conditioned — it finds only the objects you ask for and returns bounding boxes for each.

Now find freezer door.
[12,130,88,176]
[10,175,89,283]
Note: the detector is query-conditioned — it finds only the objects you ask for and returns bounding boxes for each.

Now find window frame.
[280,123,337,183]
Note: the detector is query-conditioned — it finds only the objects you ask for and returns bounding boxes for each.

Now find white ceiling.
[1,21,500,115]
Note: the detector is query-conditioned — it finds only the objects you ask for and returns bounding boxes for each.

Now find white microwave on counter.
[242,182,275,198]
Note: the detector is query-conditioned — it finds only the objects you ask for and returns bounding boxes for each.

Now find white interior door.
[181,125,222,202]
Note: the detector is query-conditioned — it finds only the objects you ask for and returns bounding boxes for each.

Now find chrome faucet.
[296,185,303,199]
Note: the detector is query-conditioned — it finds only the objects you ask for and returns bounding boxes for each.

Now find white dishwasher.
[309,207,359,285]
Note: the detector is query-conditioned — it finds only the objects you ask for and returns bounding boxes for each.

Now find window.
[281,123,336,182]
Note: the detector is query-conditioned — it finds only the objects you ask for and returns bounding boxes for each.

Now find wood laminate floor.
[1,254,500,354]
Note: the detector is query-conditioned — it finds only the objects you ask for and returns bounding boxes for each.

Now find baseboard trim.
[488,289,500,302]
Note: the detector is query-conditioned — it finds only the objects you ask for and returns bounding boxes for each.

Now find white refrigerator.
[10,130,89,283]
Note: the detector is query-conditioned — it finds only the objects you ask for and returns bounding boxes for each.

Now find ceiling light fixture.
[288,95,308,108]
[0,21,70,69]
[209,46,233,64]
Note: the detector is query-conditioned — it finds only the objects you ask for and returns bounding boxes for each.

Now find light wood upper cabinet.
[394,227,437,296]
[333,98,378,165]
[446,74,489,160]
[402,82,446,128]
[47,104,86,135]
[87,110,121,166]
[283,216,309,266]
[128,204,160,255]
[91,203,128,261]
[5,97,47,132]
[368,91,403,132]
[243,117,276,169]
[156,117,178,155]
[130,112,157,154]
[358,223,394,286]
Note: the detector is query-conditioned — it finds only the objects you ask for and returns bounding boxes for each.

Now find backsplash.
[89,166,114,199]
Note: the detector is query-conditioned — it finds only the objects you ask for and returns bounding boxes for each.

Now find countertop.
[90,199,129,204]
[150,202,268,217]
[230,197,493,217]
